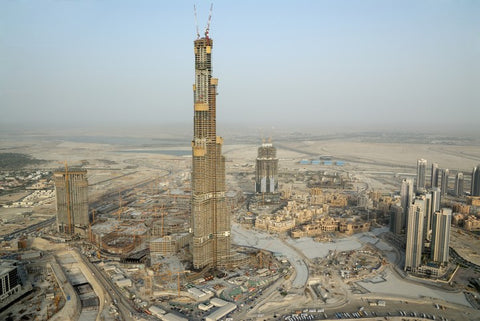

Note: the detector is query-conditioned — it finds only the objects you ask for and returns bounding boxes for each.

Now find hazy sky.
[1,1,479,129]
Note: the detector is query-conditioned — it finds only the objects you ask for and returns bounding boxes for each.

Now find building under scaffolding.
[53,167,89,234]
[190,31,231,269]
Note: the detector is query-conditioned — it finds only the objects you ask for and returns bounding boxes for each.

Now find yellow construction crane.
[117,191,123,220]
[172,270,189,297]
[88,209,96,243]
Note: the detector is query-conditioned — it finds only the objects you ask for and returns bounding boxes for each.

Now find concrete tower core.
[190,36,231,269]
[53,167,89,234]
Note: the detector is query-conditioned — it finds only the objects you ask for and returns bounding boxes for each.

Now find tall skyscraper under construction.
[255,141,279,199]
[53,167,89,234]
[190,28,230,269]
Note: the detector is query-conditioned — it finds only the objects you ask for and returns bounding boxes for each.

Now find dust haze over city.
[1,1,480,321]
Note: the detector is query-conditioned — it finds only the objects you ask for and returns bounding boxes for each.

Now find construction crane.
[88,209,96,243]
[172,270,189,297]
[115,191,126,223]
[194,4,200,39]
[195,3,213,39]
[205,3,213,38]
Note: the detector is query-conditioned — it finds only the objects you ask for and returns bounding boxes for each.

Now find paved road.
[78,252,136,321]
[1,216,55,241]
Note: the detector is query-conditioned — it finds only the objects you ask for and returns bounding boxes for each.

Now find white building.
[431,208,452,264]
[405,198,425,272]
[0,262,22,308]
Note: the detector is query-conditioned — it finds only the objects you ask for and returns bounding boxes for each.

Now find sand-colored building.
[150,233,190,255]
[464,215,480,232]
[291,217,339,238]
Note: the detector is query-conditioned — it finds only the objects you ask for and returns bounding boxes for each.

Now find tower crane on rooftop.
[205,3,213,38]
[194,4,200,39]
[194,3,213,39]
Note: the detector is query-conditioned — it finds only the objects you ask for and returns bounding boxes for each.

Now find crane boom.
[205,3,213,38]
[194,4,200,39]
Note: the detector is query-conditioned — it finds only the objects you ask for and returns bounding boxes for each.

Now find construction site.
[53,165,89,235]
[1,5,480,321]
[190,28,231,270]
[3,130,480,321]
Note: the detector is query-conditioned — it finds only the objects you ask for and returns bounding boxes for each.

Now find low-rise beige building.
[291,217,339,238]
[464,215,480,232]
[150,233,190,255]
[255,215,295,233]
[291,217,370,238]
[339,221,371,235]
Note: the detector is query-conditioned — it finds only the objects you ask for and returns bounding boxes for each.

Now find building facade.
[440,168,449,196]
[472,165,480,196]
[454,172,464,196]
[53,167,89,234]
[430,187,441,214]
[431,163,439,188]
[190,34,231,269]
[423,193,432,241]
[400,178,414,229]
[416,159,427,191]
[389,205,403,235]
[405,198,425,272]
[0,262,21,306]
[431,208,452,265]
[255,142,279,194]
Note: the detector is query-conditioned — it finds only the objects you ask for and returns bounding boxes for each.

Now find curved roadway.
[232,223,308,288]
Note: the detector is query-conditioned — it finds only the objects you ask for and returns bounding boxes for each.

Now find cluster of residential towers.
[392,159,480,274]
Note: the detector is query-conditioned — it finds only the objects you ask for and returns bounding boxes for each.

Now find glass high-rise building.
[440,169,449,196]
[389,205,403,235]
[454,172,464,196]
[431,163,439,188]
[472,165,480,197]
[400,178,414,229]
[405,198,425,272]
[416,159,427,191]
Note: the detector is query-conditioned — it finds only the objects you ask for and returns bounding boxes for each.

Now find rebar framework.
[53,168,89,234]
[190,37,230,269]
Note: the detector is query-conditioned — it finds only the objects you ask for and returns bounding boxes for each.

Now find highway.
[450,247,480,272]
[77,250,136,321]
[1,216,55,241]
